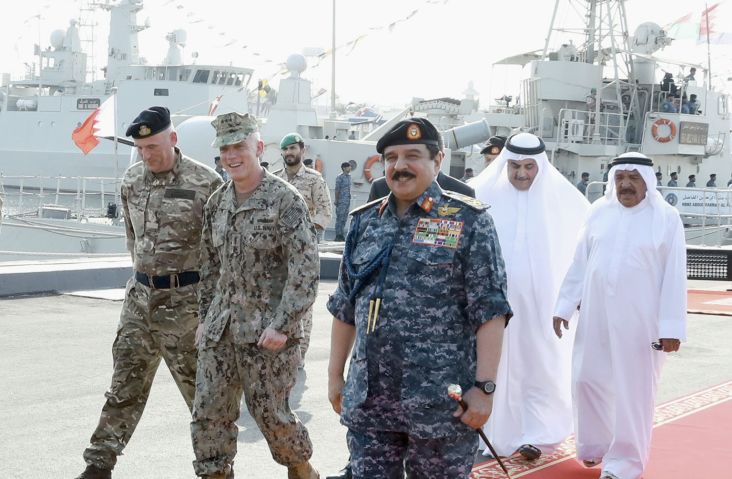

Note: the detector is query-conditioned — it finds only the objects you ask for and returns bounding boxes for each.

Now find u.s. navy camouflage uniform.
[327,181,511,478]
[274,164,332,363]
[334,171,352,239]
[191,171,319,476]
[82,149,222,469]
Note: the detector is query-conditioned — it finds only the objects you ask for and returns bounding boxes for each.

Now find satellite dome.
[50,30,66,50]
[286,54,307,78]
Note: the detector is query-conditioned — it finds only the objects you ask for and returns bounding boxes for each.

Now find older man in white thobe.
[553,152,687,479]
[470,132,589,460]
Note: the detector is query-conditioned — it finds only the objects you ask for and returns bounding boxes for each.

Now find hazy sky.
[2,0,731,108]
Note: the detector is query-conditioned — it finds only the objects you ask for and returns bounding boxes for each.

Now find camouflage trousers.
[191,330,313,476]
[83,277,199,469]
[299,306,313,364]
[347,427,477,478]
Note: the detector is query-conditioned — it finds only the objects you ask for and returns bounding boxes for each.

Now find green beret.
[280,132,304,149]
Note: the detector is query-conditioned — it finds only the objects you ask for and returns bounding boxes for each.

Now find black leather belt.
[135,271,200,289]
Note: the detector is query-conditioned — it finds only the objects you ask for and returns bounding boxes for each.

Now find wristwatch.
[475,380,496,395]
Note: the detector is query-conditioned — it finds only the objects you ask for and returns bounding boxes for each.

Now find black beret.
[125,106,171,138]
[480,135,507,155]
[376,117,441,154]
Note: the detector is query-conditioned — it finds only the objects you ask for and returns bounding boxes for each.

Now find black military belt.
[135,271,200,289]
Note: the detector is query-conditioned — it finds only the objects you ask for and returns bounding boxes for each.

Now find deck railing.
[0,175,122,221]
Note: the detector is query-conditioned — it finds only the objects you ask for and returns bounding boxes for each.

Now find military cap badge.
[138,125,151,137]
[407,124,422,140]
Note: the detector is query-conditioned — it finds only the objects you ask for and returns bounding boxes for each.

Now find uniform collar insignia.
[419,196,434,213]
[378,197,389,217]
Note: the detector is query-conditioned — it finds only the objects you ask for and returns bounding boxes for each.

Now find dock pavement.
[2,280,731,478]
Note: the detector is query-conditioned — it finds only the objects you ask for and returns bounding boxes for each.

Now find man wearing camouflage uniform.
[76,106,222,479]
[274,132,332,366]
[275,132,332,238]
[334,161,352,241]
[327,117,512,478]
[191,112,320,479]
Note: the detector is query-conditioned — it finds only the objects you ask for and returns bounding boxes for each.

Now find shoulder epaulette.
[303,167,323,177]
[349,197,384,216]
[441,190,488,210]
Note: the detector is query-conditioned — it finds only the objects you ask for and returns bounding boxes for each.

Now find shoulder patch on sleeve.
[349,197,384,216]
[441,190,488,210]
[280,200,307,229]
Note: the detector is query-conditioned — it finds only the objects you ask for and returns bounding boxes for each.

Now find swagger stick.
[447,384,511,479]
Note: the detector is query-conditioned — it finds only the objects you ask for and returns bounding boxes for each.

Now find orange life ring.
[362,154,382,183]
[314,157,324,173]
[651,118,677,143]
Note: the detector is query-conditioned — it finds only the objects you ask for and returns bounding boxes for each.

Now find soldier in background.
[334,162,352,241]
[327,117,511,478]
[480,135,507,169]
[275,132,332,367]
[275,133,332,242]
[191,113,320,479]
[76,107,223,479]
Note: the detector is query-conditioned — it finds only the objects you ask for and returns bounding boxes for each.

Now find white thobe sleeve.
[554,225,589,321]
[658,215,688,340]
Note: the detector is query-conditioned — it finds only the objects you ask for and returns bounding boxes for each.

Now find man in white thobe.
[553,152,687,479]
[470,132,589,460]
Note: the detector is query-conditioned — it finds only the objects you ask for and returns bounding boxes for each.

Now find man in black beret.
[75,106,223,479]
[366,118,475,202]
[480,135,507,168]
[326,116,509,478]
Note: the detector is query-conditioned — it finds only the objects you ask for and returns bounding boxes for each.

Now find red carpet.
[471,381,732,478]
[687,289,732,316]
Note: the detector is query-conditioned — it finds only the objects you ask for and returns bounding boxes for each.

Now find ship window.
[180,69,191,81]
[154,89,169,96]
[193,69,210,83]
[718,95,728,116]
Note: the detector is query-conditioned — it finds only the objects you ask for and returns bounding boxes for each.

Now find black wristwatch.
[475,380,496,395]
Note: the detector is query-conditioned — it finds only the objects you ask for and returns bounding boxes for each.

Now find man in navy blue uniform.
[327,117,511,478]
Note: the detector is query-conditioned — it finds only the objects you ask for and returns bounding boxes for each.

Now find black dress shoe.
[325,463,352,479]
[518,444,542,460]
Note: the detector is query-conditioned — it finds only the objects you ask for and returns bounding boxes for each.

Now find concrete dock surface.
[2,280,731,479]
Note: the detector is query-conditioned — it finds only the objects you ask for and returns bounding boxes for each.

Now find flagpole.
[330,0,336,119]
[705,3,712,89]
[111,87,120,209]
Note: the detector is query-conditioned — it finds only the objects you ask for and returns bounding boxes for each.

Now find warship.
[0,0,253,188]
[2,0,732,258]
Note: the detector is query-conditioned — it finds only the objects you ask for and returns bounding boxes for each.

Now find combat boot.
[201,466,234,479]
[288,461,320,479]
[75,464,112,479]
